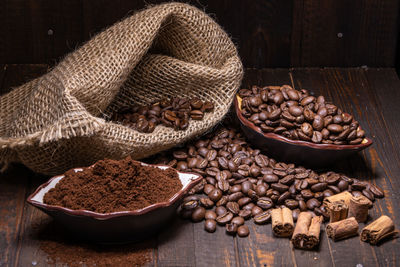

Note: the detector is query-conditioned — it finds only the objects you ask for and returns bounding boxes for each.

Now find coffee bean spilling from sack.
[111,97,214,133]
[239,85,366,145]
[152,126,383,237]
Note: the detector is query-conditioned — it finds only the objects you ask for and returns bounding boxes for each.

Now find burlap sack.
[0,2,243,175]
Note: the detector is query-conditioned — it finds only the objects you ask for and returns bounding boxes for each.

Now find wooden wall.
[0,0,398,68]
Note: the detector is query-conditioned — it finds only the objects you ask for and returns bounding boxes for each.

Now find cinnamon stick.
[349,196,370,223]
[323,191,353,207]
[271,207,294,237]
[326,217,359,241]
[291,212,323,249]
[327,200,348,223]
[361,215,398,245]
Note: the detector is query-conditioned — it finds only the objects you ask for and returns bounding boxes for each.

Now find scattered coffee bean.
[204,219,217,233]
[191,207,206,222]
[237,225,250,237]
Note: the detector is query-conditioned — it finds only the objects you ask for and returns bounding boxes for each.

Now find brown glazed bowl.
[27,162,202,243]
[234,95,372,168]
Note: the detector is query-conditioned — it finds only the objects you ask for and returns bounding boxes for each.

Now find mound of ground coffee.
[44,156,182,213]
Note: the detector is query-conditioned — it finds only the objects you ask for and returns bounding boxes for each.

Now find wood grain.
[291,0,399,67]
[1,0,398,67]
[1,65,400,266]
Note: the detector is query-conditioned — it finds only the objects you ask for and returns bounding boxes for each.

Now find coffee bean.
[208,188,223,202]
[311,182,327,192]
[255,184,267,196]
[205,210,217,220]
[228,192,244,202]
[277,191,291,204]
[242,203,256,211]
[322,189,334,198]
[362,189,375,201]
[226,223,238,235]
[352,191,363,197]
[284,199,299,209]
[203,184,215,195]
[263,174,279,183]
[369,184,384,198]
[257,197,274,209]
[182,200,199,210]
[327,185,341,194]
[216,196,228,207]
[352,181,367,190]
[217,179,230,192]
[238,197,252,207]
[200,198,215,208]
[237,225,250,237]
[300,189,314,199]
[226,201,240,215]
[216,212,234,225]
[231,216,245,226]
[280,175,295,185]
[238,209,252,219]
[306,198,321,210]
[300,96,315,106]
[253,210,271,224]
[298,200,307,211]
[204,219,217,233]
[251,206,263,217]
[191,207,206,222]
[271,183,289,192]
[215,206,227,216]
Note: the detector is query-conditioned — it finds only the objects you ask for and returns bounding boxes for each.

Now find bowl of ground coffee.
[234,85,372,167]
[27,156,202,242]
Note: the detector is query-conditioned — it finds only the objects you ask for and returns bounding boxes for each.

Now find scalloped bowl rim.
[235,95,372,151]
[27,161,203,220]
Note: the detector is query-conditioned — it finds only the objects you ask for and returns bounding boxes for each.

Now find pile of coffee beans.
[152,125,383,237]
[111,97,214,133]
[238,85,366,145]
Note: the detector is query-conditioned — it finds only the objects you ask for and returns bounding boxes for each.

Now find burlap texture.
[0,2,243,175]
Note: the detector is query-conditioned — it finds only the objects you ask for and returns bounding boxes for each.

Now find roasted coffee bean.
[231,216,245,226]
[226,201,240,215]
[255,184,267,196]
[179,208,193,219]
[226,223,238,235]
[298,200,307,211]
[253,211,271,224]
[217,179,230,192]
[277,191,291,204]
[216,212,234,225]
[306,198,321,210]
[216,196,228,207]
[191,207,206,222]
[208,188,223,202]
[362,189,375,201]
[200,198,214,208]
[369,184,384,198]
[352,191,363,197]
[229,184,242,193]
[173,150,188,160]
[352,181,367,190]
[284,199,299,209]
[203,184,215,195]
[215,206,227,216]
[271,183,289,192]
[251,206,263,217]
[280,175,295,185]
[300,189,314,199]
[327,185,341,194]
[310,182,327,192]
[238,197,252,207]
[237,225,250,237]
[314,191,324,201]
[205,210,217,220]
[182,200,199,210]
[326,174,340,184]
[257,197,274,209]
[228,192,244,202]
[263,174,279,183]
[238,209,252,219]
[241,181,253,194]
[204,219,217,233]
[322,189,334,198]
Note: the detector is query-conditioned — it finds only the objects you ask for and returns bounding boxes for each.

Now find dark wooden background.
[0,0,398,68]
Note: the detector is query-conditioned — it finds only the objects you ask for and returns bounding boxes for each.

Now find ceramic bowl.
[27,162,202,243]
[234,95,373,167]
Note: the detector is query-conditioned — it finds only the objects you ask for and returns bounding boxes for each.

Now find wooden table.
[1,65,399,267]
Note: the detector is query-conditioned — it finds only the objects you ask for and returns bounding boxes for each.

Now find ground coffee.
[44,156,182,213]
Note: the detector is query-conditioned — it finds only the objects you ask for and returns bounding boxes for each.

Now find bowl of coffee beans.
[27,157,203,242]
[234,85,372,167]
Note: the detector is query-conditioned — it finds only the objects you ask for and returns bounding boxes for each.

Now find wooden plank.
[156,218,195,266]
[235,69,297,267]
[292,1,399,67]
[0,64,47,267]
